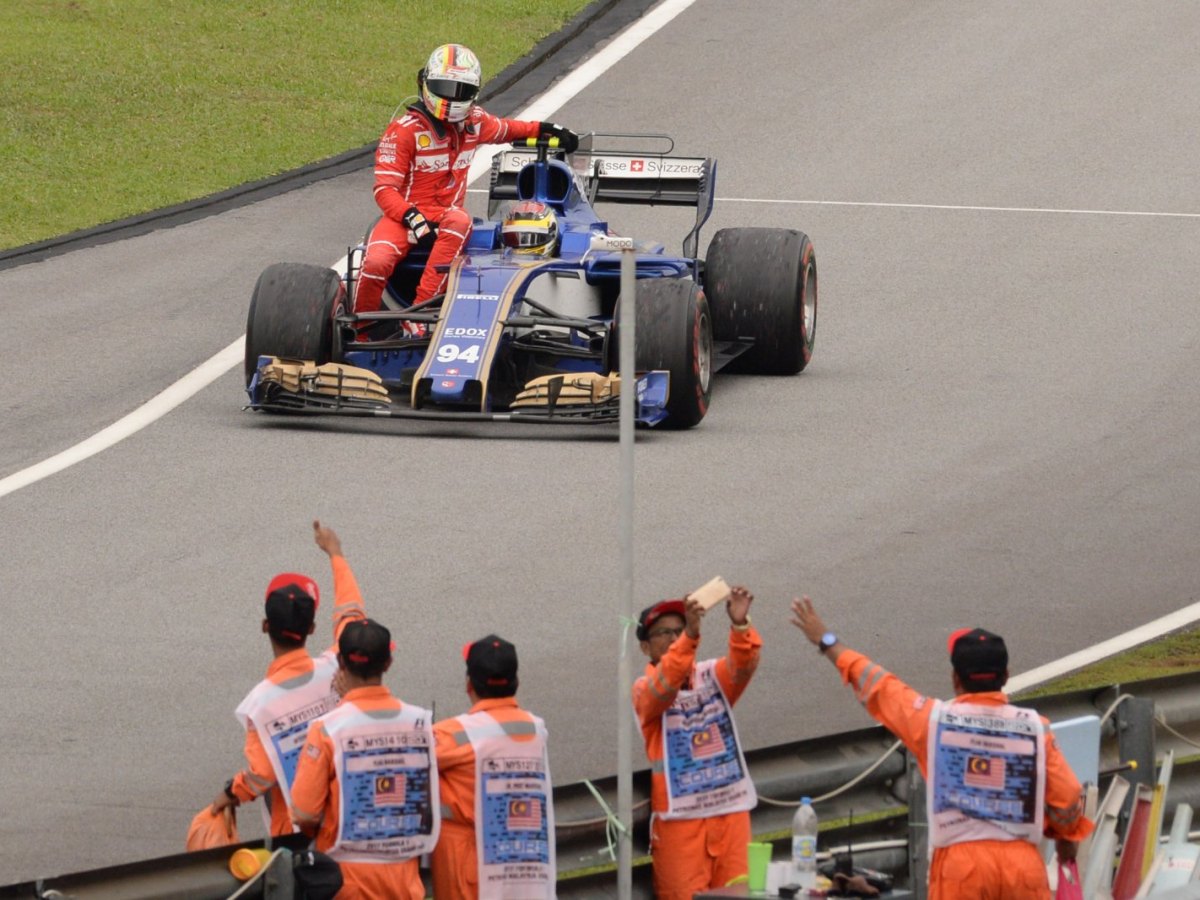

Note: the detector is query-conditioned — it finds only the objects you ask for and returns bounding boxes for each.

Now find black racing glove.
[401,206,434,241]
[540,122,580,154]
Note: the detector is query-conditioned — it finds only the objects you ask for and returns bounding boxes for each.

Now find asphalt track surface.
[3,0,1200,884]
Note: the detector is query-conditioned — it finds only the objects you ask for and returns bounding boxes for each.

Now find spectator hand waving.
[790,596,827,645]
[313,519,343,558]
[727,585,753,626]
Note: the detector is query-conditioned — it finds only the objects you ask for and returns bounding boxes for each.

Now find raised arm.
[715,585,761,703]
[313,520,366,648]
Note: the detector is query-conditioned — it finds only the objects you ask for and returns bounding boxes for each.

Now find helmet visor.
[426,78,479,102]
[502,228,549,249]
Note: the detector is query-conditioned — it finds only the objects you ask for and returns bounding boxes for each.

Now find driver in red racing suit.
[354,43,580,336]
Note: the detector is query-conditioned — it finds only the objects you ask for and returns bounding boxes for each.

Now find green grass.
[1014,626,1200,699]
[0,0,592,250]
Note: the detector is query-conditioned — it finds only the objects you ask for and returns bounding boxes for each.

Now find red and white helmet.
[421,43,481,123]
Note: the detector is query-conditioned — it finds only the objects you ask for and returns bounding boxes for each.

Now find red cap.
[637,599,687,641]
[946,627,973,656]
[265,572,319,610]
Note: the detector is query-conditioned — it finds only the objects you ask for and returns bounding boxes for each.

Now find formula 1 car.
[243,133,817,428]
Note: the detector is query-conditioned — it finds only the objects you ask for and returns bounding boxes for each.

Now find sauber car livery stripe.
[411,259,467,408]
[411,258,555,411]
[472,260,554,411]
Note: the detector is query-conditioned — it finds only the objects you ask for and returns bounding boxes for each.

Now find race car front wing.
[245,357,670,426]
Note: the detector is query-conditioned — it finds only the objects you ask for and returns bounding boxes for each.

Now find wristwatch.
[223,778,237,801]
[818,632,838,654]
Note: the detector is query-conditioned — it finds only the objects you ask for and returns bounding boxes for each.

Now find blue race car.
[244,133,817,428]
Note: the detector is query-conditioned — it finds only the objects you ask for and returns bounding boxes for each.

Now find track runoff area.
[4,0,1200,694]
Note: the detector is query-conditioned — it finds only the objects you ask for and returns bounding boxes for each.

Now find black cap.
[339,619,393,676]
[264,574,318,644]
[949,627,1009,687]
[465,635,518,695]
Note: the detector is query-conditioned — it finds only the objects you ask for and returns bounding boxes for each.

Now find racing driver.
[354,43,580,337]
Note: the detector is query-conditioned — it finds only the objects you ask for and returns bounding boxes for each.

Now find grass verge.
[0,0,592,250]
[1014,626,1200,699]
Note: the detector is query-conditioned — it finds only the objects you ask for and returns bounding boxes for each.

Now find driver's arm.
[474,109,541,145]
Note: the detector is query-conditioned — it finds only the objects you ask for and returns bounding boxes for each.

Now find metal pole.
[1115,694,1156,834]
[906,753,928,900]
[617,246,636,899]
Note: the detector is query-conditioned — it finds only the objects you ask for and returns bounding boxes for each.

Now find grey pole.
[617,243,637,899]
[906,754,928,900]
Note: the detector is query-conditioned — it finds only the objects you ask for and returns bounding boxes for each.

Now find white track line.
[0,0,701,502]
[0,337,244,499]
[465,188,1200,220]
[718,197,1200,219]
[1008,600,1200,693]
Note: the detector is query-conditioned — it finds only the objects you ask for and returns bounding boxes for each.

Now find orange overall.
[835,649,1093,900]
[431,698,547,899]
[230,555,366,835]
[632,624,762,900]
[291,686,428,900]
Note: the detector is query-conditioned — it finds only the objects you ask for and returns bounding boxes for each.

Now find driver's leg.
[413,207,472,304]
[355,217,411,315]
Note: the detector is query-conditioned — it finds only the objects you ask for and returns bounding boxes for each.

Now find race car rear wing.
[488,133,717,258]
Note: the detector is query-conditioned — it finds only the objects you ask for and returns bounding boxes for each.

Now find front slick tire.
[626,278,713,429]
[706,227,817,374]
[244,263,340,386]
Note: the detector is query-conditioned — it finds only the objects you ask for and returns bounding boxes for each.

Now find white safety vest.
[235,651,340,830]
[457,710,556,899]
[926,700,1046,849]
[660,659,757,820]
[323,699,440,864]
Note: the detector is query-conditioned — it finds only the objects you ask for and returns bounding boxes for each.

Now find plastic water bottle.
[791,796,818,888]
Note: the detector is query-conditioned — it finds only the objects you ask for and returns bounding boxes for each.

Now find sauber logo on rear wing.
[493,149,712,208]
[598,157,706,177]
[495,150,706,179]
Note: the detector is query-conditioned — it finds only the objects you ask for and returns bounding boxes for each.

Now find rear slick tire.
[705,227,817,375]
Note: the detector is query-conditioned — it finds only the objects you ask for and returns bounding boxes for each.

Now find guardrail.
[4,671,1198,899]
[557,670,1200,896]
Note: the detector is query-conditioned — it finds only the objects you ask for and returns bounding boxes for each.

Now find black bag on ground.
[292,849,343,900]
